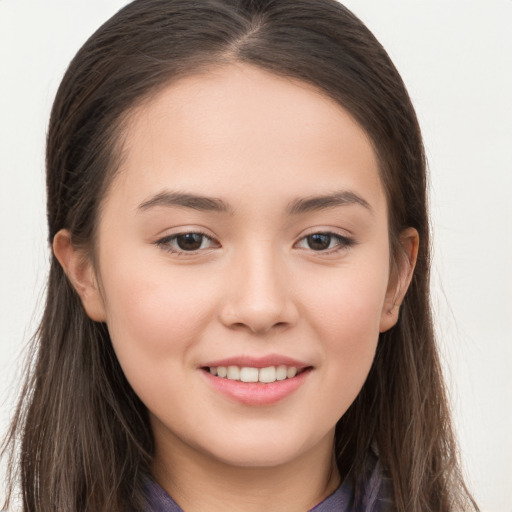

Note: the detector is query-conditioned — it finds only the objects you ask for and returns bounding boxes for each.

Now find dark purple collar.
[144,450,393,511]
[145,477,354,512]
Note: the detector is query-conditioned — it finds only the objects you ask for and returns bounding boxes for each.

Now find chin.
[197,428,323,469]
[211,445,301,468]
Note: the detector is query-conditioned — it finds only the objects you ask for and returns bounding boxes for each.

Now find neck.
[151,426,340,512]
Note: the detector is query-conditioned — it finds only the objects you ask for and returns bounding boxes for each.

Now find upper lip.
[201,354,311,369]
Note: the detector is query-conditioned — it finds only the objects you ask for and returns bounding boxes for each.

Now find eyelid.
[152,227,355,256]
[154,228,221,255]
[293,230,356,254]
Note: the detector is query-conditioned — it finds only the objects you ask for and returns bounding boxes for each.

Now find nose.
[218,247,299,335]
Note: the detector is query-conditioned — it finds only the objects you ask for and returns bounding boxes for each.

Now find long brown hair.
[2,1,478,510]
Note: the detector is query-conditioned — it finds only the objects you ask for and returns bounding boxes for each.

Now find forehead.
[111,63,385,216]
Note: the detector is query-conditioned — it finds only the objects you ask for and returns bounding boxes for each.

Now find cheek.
[98,259,218,372]
[302,262,389,410]
[306,259,389,343]
[98,266,221,421]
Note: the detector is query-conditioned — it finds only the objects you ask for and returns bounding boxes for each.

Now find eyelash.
[154,231,355,256]
[295,232,355,254]
[155,230,217,256]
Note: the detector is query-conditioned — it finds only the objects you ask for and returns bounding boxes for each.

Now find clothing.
[144,478,353,512]
[145,452,394,511]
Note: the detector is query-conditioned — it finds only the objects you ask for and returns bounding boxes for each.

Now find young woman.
[2,1,479,510]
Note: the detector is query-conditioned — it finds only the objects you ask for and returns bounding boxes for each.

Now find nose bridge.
[220,241,297,333]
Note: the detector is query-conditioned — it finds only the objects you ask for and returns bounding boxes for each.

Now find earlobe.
[52,229,107,322]
[379,227,419,333]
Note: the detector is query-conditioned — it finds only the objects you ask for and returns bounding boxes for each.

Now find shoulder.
[358,446,395,512]
[144,478,183,512]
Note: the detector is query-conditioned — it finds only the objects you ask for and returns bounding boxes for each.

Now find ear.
[52,229,107,322]
[379,227,419,333]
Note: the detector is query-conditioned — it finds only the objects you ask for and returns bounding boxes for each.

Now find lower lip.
[201,368,312,406]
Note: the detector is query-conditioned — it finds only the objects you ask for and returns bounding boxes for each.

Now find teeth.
[240,367,259,382]
[208,365,301,383]
[259,366,276,383]
[287,367,297,379]
[276,365,287,381]
[227,366,240,380]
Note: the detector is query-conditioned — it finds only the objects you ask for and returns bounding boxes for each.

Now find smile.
[201,359,312,405]
[207,365,301,383]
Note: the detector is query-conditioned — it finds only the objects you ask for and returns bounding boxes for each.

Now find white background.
[0,1,511,510]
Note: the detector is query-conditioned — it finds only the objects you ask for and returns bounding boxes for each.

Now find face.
[63,64,410,470]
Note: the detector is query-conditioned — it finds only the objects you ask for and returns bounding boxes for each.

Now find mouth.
[199,357,313,406]
[202,365,310,384]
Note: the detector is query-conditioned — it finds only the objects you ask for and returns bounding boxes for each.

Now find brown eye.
[155,232,219,254]
[176,233,204,251]
[295,232,355,253]
[306,233,332,251]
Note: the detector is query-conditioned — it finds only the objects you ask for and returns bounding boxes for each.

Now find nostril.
[218,295,299,334]
[236,321,290,334]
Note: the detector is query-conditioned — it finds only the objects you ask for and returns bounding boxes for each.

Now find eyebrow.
[286,190,373,215]
[138,191,233,214]
[137,189,372,216]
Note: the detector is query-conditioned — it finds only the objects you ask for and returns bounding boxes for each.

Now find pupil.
[177,233,203,251]
[308,233,331,251]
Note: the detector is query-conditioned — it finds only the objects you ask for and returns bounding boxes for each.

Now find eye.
[155,231,219,254]
[295,232,354,252]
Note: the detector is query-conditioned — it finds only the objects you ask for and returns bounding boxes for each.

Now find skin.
[54,63,418,512]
